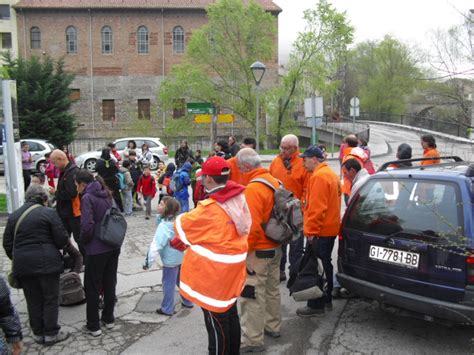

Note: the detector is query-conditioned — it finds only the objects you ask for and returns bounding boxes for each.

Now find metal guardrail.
[358,112,467,138]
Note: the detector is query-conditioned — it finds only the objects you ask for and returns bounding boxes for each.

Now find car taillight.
[163,147,168,155]
[466,256,474,284]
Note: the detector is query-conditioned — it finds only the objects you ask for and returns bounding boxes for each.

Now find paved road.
[1,123,474,354]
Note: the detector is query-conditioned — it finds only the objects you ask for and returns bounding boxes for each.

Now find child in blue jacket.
[143,196,193,315]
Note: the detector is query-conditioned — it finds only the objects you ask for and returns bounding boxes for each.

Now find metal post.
[311,93,316,145]
[256,84,260,152]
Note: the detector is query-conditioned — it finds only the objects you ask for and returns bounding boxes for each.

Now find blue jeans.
[307,236,336,309]
[143,195,152,217]
[123,190,133,216]
[162,266,192,314]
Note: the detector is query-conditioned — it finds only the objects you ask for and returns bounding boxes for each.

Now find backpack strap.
[249,178,281,191]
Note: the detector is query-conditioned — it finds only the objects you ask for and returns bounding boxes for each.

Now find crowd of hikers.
[1,133,441,354]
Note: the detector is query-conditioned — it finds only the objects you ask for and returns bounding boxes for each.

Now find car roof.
[114,137,161,142]
[375,161,474,179]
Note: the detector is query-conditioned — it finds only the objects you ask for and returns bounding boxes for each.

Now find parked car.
[75,137,168,172]
[337,156,474,325]
[0,139,55,174]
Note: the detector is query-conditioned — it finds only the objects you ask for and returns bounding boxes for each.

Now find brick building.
[13,0,281,151]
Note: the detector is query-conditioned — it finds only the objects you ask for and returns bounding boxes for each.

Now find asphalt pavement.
[1,123,474,354]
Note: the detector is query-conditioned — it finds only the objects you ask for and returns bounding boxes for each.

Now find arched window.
[101,26,113,54]
[66,26,77,54]
[137,26,148,54]
[173,26,184,54]
[30,27,41,49]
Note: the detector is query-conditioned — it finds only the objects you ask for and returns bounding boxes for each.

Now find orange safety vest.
[421,148,440,166]
[175,199,248,313]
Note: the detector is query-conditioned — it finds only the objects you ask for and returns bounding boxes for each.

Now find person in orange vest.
[227,137,256,186]
[236,148,282,353]
[340,135,358,205]
[421,134,440,165]
[269,134,310,282]
[175,156,251,355]
[297,145,341,317]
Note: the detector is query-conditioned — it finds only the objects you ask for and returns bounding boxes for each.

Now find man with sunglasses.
[269,134,310,281]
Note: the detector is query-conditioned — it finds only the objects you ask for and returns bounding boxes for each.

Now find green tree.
[267,0,353,142]
[159,0,276,128]
[2,52,77,147]
[346,36,422,114]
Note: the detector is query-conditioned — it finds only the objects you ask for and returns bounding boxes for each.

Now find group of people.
[2,132,442,354]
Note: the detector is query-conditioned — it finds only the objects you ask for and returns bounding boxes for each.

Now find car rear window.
[345,178,464,243]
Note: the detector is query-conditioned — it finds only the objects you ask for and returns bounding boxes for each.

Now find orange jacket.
[269,151,310,201]
[175,199,248,313]
[245,168,280,252]
[421,148,440,166]
[304,162,341,237]
[341,152,364,196]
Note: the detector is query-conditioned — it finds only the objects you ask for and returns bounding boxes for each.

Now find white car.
[0,138,55,173]
[75,137,169,172]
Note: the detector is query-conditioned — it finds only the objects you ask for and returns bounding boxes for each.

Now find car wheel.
[37,160,47,173]
[84,158,97,173]
[150,156,160,170]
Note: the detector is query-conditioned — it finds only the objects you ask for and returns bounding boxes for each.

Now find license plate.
[369,245,419,268]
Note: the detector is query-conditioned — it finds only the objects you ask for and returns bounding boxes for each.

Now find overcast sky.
[273,0,473,63]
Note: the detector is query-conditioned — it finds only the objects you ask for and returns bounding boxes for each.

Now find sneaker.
[101,320,115,330]
[145,216,150,220]
[82,325,102,337]
[44,331,70,346]
[264,329,281,338]
[156,308,173,316]
[32,334,44,345]
[296,306,325,318]
[280,270,287,282]
[332,286,341,299]
[240,345,266,353]
[181,302,194,309]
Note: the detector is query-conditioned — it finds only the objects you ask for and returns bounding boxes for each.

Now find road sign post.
[350,97,360,132]
[304,96,323,145]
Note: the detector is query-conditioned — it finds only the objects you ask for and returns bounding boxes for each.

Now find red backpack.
[162,175,173,195]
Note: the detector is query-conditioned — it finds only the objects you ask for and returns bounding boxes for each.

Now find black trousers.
[112,190,124,212]
[61,216,85,260]
[307,236,336,309]
[202,302,240,355]
[20,274,60,337]
[23,169,31,192]
[84,249,120,331]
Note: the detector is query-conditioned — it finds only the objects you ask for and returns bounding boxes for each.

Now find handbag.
[96,204,127,248]
[8,204,41,289]
[287,240,325,302]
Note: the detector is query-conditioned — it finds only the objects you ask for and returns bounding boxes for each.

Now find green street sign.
[187,102,214,115]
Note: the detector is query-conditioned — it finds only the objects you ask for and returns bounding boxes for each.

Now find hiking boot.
[280,270,287,282]
[296,306,325,318]
[332,286,341,299]
[82,325,102,337]
[32,334,44,345]
[44,331,70,346]
[101,320,115,330]
[240,345,266,353]
[264,329,281,338]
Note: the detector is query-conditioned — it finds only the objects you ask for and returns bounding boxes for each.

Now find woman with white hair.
[3,184,70,346]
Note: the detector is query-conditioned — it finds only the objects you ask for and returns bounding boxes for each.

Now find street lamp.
[250,61,266,151]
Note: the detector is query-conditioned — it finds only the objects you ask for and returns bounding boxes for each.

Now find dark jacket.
[157,163,176,185]
[96,158,119,191]
[56,162,79,218]
[3,201,69,277]
[127,159,142,184]
[175,147,193,169]
[229,143,240,157]
[80,180,117,256]
[0,275,22,344]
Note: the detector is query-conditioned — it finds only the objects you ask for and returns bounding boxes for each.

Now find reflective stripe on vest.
[180,281,237,309]
[176,214,247,264]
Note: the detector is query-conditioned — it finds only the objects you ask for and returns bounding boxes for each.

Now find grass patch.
[0,193,7,212]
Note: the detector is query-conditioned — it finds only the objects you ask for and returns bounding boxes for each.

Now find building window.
[69,89,80,101]
[102,100,115,121]
[66,26,77,54]
[173,26,185,54]
[173,98,185,118]
[101,26,113,54]
[138,99,151,120]
[1,33,12,49]
[137,26,148,54]
[0,5,10,20]
[30,27,41,49]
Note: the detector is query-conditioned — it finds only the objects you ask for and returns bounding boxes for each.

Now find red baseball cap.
[201,156,230,176]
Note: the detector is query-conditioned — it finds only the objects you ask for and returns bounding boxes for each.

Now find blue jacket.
[80,180,118,256]
[174,162,191,200]
[145,216,184,268]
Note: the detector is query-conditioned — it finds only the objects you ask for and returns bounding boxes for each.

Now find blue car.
[337,157,474,325]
